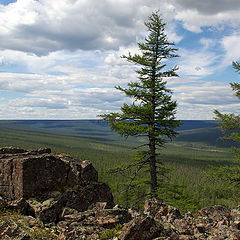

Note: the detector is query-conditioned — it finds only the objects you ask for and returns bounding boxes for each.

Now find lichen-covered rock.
[119,215,160,240]
[57,154,98,184]
[198,205,231,221]
[0,220,30,240]
[0,147,28,154]
[144,198,182,222]
[57,205,131,239]
[2,147,240,239]
[95,207,132,228]
[143,200,240,239]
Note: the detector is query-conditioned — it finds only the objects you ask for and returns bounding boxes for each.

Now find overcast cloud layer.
[0,0,240,119]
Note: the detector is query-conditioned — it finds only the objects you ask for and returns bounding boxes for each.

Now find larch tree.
[100,12,181,197]
[213,61,240,184]
[214,61,240,153]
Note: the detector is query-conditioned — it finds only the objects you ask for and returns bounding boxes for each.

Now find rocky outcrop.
[0,147,114,224]
[0,147,240,239]
[0,147,99,201]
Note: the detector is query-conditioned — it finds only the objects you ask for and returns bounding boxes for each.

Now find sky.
[0,0,240,120]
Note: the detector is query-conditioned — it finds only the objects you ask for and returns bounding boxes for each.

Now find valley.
[0,120,236,212]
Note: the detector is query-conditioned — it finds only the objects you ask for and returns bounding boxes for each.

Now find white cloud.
[221,34,240,66]
[199,38,217,50]
[0,72,68,92]
[1,0,240,120]
[174,81,237,105]
[168,0,240,33]
[0,87,131,119]
[0,0,184,55]
[0,56,4,66]
[0,0,147,55]
[178,49,219,78]
[173,81,240,119]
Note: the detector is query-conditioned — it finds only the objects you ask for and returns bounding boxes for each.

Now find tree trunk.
[149,135,157,196]
[149,27,159,197]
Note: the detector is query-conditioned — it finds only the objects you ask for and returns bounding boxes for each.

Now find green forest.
[0,119,238,213]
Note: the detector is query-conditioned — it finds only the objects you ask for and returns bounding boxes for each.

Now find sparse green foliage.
[100,11,181,197]
[157,182,200,213]
[99,224,122,239]
[214,60,240,152]
[0,209,58,239]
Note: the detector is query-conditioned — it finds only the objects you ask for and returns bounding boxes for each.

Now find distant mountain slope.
[0,120,234,148]
[177,120,218,131]
[0,120,114,138]
[176,127,222,144]
[0,119,217,131]
[176,126,239,148]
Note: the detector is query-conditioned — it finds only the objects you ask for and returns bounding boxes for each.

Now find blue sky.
[0,0,240,119]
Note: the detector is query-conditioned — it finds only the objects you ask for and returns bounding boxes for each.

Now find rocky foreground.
[0,147,239,240]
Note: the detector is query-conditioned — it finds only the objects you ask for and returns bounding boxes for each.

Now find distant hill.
[0,120,114,140]
[0,119,218,132]
[176,127,225,146]
[0,119,234,148]
[177,120,218,131]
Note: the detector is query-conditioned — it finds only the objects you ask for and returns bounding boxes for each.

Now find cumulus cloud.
[174,82,238,105]
[0,0,147,55]
[2,87,130,119]
[171,0,240,15]
[168,0,240,33]
[1,0,240,120]
[221,33,240,66]
[0,0,185,55]
[173,81,240,119]
[178,48,220,78]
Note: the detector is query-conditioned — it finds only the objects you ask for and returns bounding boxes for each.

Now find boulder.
[95,207,132,228]
[65,182,114,211]
[0,147,98,201]
[198,205,231,221]
[119,215,160,240]
[144,198,182,222]
[0,147,31,154]
[27,193,68,224]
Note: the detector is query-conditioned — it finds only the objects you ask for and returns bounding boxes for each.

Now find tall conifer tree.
[100,12,181,196]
